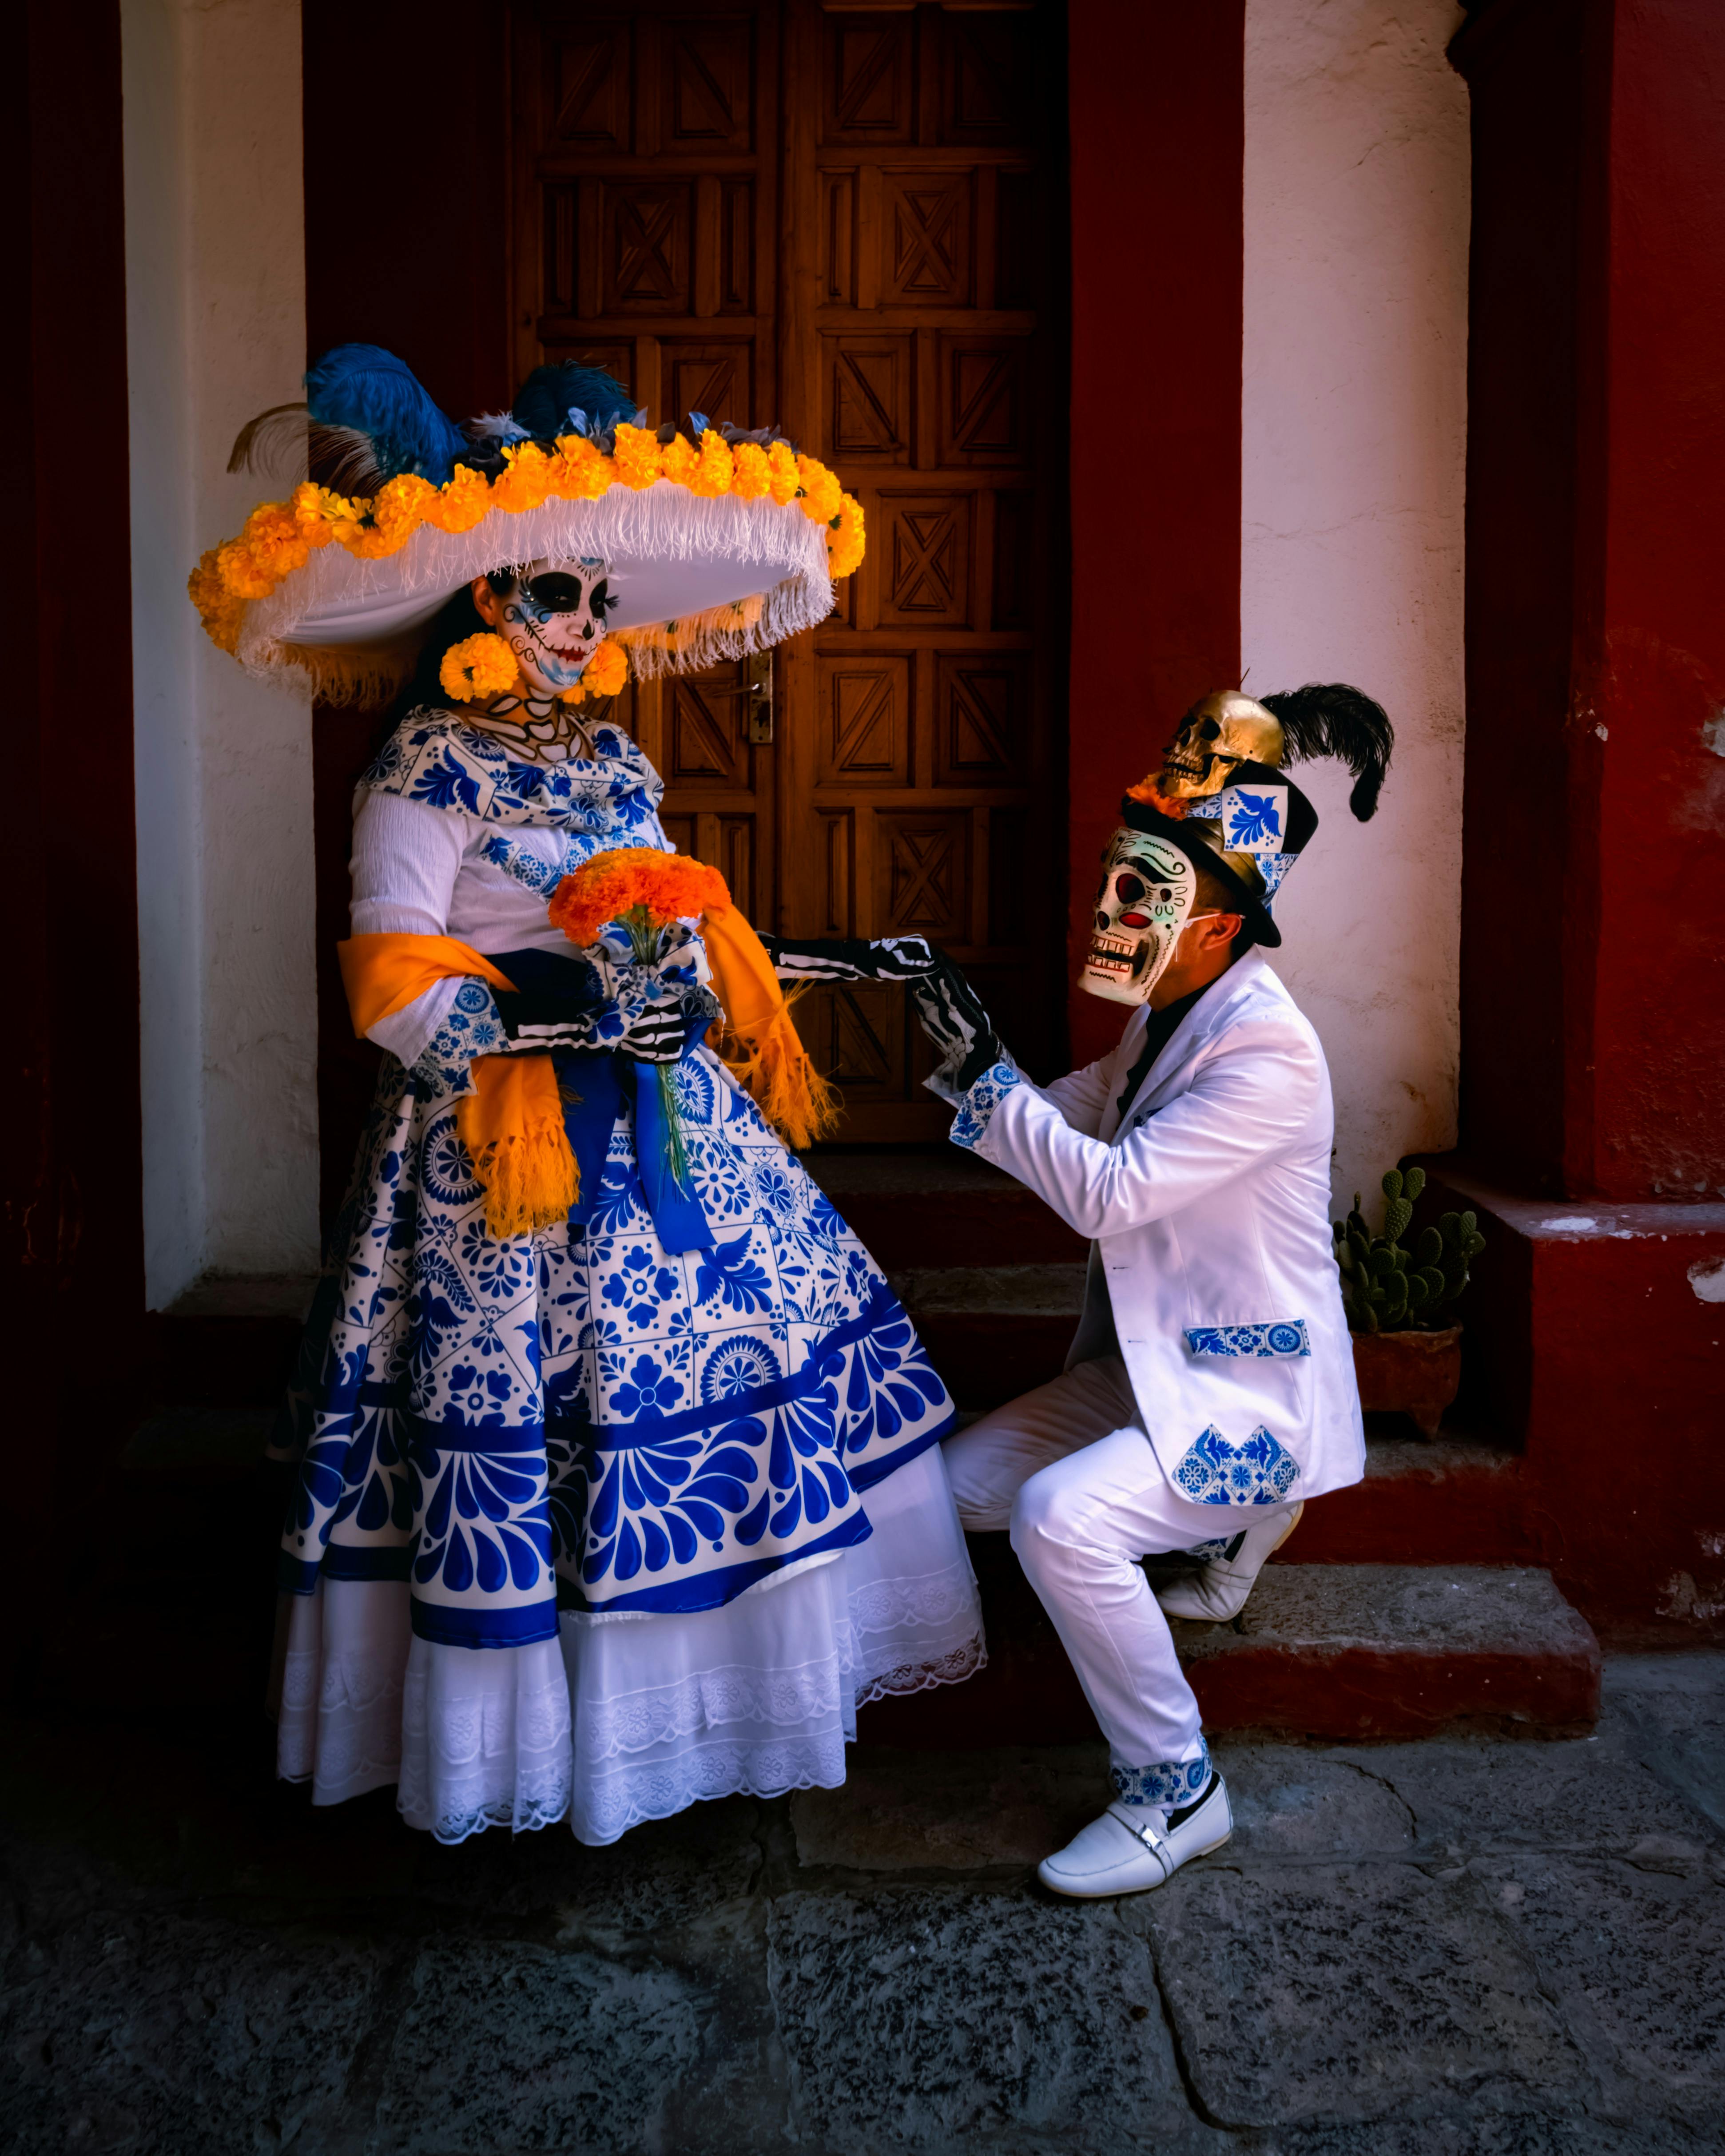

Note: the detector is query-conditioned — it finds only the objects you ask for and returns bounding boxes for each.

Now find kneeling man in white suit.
[938,683,1392,1898]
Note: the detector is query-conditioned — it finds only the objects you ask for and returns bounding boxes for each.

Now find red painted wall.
[1455,0,1725,1200]
[1570,0,1725,1199]
[1065,0,1244,1073]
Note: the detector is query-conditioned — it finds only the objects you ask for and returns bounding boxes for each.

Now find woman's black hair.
[370,571,519,753]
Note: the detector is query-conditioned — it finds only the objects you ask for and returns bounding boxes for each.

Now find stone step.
[860,1553,1602,1750]
[809,1147,1088,1271]
[892,1263,1087,1409]
[1295,1435,1537,1567]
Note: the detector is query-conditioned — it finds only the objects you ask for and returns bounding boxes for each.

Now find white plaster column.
[1241,0,1471,1216]
[123,0,318,1306]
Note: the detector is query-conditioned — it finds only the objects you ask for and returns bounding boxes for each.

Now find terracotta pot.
[1350,1324,1462,1438]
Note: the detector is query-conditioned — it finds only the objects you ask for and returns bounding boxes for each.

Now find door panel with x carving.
[779,0,1067,1136]
[512,0,1067,1140]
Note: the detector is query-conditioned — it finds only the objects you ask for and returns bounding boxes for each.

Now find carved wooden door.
[512,0,783,921]
[513,0,1067,1140]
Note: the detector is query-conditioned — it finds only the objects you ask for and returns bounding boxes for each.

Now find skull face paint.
[1157,691,1284,803]
[497,556,621,693]
[1080,830,1197,1005]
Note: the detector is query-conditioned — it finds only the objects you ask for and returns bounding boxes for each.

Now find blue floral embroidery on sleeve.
[950,1061,1021,1151]
[1184,1320,1310,1358]
[412,977,507,1104]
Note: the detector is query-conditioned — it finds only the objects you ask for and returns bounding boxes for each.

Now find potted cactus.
[1333,1167,1487,1437]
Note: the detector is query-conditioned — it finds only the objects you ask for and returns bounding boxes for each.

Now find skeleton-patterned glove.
[613,1001,688,1065]
[759,933,1006,1089]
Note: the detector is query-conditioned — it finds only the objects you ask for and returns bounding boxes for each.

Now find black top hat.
[1119,681,1395,949]
[1120,762,1315,949]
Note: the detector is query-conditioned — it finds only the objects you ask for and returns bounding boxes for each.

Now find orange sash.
[699,902,840,1151]
[338,934,576,1239]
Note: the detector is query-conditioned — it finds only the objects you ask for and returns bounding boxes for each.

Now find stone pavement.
[2,1654,1721,2156]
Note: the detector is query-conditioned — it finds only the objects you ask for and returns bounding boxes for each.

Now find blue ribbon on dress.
[552,1025,715,1254]
[487,947,715,1254]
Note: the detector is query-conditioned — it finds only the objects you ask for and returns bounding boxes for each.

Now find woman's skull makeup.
[1080,830,1197,1004]
[497,556,621,692]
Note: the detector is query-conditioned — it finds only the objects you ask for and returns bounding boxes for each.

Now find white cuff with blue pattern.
[411,977,509,1102]
[948,1060,1022,1151]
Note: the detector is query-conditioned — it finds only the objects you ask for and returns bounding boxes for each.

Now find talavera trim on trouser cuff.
[1111,1741,1212,1808]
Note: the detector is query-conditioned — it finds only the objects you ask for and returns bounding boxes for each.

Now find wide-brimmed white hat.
[192,345,864,703]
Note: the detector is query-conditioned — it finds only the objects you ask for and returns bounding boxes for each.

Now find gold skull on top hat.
[1157,691,1285,800]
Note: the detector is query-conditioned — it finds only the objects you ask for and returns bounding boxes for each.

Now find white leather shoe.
[1155,1501,1304,1622]
[1036,1776,1232,1898]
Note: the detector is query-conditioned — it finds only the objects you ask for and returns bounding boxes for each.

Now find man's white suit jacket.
[957,948,1366,1509]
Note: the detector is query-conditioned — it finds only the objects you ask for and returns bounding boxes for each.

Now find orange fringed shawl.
[338,905,837,1241]
[700,900,841,1152]
[338,935,578,1239]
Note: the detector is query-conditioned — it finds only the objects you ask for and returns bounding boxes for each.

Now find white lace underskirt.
[274,1443,985,1846]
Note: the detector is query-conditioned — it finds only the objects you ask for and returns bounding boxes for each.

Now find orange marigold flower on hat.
[660,433,700,490]
[216,534,275,600]
[552,435,616,500]
[492,441,554,515]
[189,549,246,651]
[425,465,493,534]
[290,481,342,548]
[766,440,799,506]
[730,441,771,500]
[795,455,843,525]
[238,501,310,585]
[826,492,866,580]
[691,429,735,497]
[549,847,731,949]
[1125,778,1190,818]
[612,423,663,491]
[370,472,436,544]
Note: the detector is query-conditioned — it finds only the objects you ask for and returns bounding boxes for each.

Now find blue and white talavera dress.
[271,710,985,1845]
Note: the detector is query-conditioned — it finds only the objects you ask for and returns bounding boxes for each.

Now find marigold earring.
[557,639,630,706]
[439,632,519,703]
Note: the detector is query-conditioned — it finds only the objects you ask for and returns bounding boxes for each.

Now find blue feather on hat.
[510,362,637,442]
[303,344,469,487]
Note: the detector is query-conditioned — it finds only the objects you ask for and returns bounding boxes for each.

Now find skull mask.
[1080,829,1197,1005]
[1157,691,1284,802]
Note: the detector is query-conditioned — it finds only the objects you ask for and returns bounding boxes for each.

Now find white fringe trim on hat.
[234,483,834,703]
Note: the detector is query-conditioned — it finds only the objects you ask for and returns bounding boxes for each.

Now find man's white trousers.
[943,1356,1296,1775]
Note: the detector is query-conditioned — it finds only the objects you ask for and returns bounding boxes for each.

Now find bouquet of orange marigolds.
[549,849,728,958]
[549,849,732,1187]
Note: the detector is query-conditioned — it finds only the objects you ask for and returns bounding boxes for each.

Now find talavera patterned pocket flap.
[1172,1425,1300,1506]
[1184,1320,1310,1358]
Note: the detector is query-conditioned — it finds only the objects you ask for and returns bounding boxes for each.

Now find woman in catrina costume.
[193,345,983,1846]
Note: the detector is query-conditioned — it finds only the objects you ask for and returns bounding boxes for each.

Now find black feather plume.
[1260,682,1393,821]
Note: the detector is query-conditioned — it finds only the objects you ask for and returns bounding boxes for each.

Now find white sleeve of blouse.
[349,789,470,1069]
